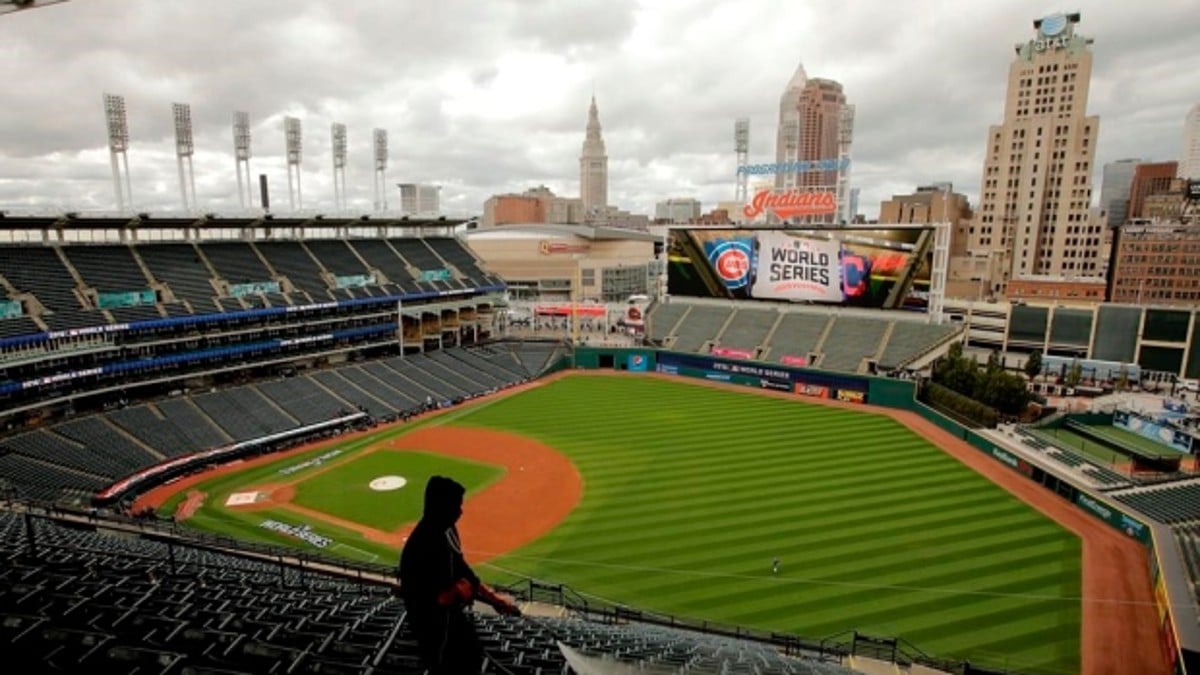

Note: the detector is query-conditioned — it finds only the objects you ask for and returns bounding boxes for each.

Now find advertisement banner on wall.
[623,305,645,328]
[711,346,755,360]
[667,226,934,311]
[835,389,866,404]
[626,353,649,372]
[1113,410,1194,454]
[0,299,22,318]
[779,354,809,367]
[795,383,829,398]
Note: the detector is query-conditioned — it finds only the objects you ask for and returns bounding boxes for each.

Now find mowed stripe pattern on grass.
[457,376,1081,675]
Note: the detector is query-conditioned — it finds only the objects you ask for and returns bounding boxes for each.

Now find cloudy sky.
[0,0,1196,220]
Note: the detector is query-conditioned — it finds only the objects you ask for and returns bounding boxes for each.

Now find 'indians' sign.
[743,189,836,220]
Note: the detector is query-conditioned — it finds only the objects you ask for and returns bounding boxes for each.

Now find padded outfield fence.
[573,346,1200,675]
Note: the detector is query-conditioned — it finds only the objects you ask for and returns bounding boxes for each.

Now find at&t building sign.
[1019,12,1087,60]
[1033,13,1068,51]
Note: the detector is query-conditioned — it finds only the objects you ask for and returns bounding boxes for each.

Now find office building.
[967,12,1102,294]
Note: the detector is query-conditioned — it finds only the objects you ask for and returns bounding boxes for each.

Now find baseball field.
[150,374,1091,674]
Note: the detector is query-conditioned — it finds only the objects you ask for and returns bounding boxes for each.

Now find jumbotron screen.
[666,226,935,311]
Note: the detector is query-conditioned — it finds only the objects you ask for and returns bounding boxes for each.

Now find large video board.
[666,226,934,311]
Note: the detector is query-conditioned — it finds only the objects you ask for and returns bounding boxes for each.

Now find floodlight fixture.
[284,116,303,211]
[734,118,749,203]
[233,111,254,208]
[331,122,348,210]
[173,102,197,212]
[373,128,389,212]
[103,93,133,211]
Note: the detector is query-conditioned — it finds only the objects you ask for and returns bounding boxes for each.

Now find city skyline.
[0,0,1195,220]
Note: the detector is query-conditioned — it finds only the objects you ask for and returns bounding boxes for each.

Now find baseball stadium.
[0,215,1198,675]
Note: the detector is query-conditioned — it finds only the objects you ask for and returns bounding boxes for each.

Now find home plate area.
[224,491,267,507]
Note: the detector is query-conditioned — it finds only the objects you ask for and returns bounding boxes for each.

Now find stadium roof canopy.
[0,212,472,230]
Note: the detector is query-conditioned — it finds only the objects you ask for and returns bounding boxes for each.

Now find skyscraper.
[1100,158,1140,227]
[967,12,1101,295]
[773,63,852,223]
[579,96,608,221]
[1182,103,1200,180]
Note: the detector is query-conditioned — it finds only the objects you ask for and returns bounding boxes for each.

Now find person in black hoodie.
[398,475,521,674]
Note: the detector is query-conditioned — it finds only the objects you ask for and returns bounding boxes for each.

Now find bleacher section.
[253,241,331,301]
[0,246,83,313]
[136,243,218,311]
[767,313,829,362]
[197,242,273,287]
[877,321,960,371]
[346,240,420,292]
[192,388,299,440]
[647,299,959,374]
[1110,482,1200,524]
[1013,427,1133,488]
[672,306,733,353]
[816,317,889,373]
[715,306,777,353]
[0,509,859,675]
[58,245,151,296]
[0,233,495,338]
[506,615,855,675]
[647,302,687,343]
[510,342,566,377]
[0,346,533,505]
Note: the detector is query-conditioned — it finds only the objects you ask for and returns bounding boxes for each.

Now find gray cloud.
[0,0,1196,221]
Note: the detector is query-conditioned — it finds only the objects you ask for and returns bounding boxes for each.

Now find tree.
[1064,358,1083,388]
[986,350,1003,375]
[1024,351,1043,380]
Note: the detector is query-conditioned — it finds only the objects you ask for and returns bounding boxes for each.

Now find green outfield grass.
[168,375,1082,674]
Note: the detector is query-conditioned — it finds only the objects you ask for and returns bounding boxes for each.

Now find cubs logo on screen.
[704,239,754,290]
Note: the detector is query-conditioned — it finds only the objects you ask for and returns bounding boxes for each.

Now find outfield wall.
[572,346,1200,674]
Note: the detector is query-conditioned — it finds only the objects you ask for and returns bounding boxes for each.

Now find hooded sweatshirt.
[398,476,481,626]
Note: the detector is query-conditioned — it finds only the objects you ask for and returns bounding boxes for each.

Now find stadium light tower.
[373,129,389,212]
[780,120,798,192]
[103,93,133,212]
[233,111,253,209]
[734,118,749,203]
[331,122,347,211]
[284,116,302,211]
[173,103,197,212]
[836,105,855,226]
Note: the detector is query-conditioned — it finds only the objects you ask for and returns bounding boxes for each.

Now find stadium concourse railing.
[571,345,1200,675]
[491,578,977,673]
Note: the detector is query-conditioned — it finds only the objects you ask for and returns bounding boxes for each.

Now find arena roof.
[462,223,659,242]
